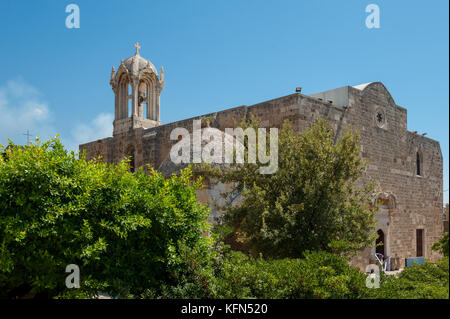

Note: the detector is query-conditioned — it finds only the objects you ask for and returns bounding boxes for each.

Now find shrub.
[0,138,211,298]
[165,249,449,300]
[139,243,219,299]
[212,250,367,299]
[367,257,449,299]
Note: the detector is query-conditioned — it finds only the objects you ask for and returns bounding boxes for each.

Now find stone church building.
[80,45,444,270]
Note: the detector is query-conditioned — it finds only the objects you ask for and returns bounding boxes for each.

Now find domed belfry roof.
[110,42,164,89]
[123,42,158,76]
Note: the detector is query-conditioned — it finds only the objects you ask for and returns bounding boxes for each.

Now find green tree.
[198,119,377,259]
[0,137,211,298]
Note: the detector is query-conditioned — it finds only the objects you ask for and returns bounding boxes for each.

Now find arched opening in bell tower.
[111,43,165,135]
[116,72,132,120]
[138,80,151,119]
[128,84,132,118]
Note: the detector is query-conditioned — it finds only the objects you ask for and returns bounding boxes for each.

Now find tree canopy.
[197,119,378,258]
[0,137,211,298]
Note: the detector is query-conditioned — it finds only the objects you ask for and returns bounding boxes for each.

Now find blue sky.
[0,0,448,204]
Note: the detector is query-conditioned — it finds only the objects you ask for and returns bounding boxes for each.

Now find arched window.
[416,151,422,176]
[116,72,131,120]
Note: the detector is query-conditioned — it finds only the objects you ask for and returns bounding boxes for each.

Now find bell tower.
[110,43,165,135]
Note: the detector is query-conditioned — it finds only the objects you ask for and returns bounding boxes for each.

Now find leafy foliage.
[1,136,446,300]
[157,248,449,300]
[432,232,449,257]
[197,119,377,258]
[137,249,368,299]
[211,250,367,299]
[139,242,220,299]
[0,137,211,298]
[367,257,449,299]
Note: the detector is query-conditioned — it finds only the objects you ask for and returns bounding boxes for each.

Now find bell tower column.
[131,79,138,118]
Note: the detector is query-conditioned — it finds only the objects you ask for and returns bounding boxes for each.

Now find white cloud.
[0,78,113,154]
[0,78,54,146]
[65,113,113,152]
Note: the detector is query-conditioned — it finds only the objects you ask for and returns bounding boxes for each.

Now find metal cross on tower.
[23,129,33,144]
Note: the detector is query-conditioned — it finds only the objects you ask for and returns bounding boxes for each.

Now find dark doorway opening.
[376,229,385,256]
[416,229,424,257]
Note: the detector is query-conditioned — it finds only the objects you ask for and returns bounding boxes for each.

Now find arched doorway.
[373,192,396,258]
[376,229,385,256]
